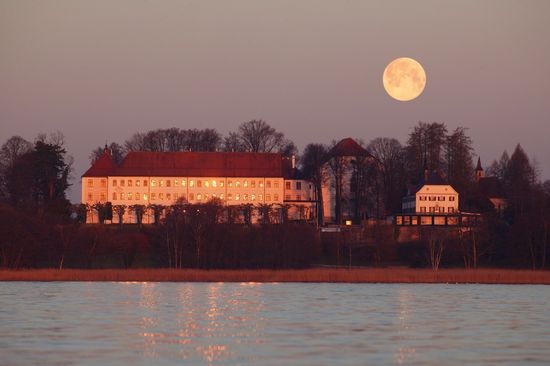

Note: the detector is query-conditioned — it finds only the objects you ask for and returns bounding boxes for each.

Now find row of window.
[106,192,284,202]
[87,191,309,203]
[89,178,294,189]
[419,207,455,213]
[419,195,455,202]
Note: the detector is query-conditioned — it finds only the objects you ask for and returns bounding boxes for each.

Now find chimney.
[291,155,296,170]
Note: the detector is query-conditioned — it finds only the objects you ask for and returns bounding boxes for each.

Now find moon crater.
[383,57,426,101]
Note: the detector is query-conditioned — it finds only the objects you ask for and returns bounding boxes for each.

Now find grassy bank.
[0,268,549,284]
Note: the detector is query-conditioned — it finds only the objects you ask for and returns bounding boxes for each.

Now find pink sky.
[1,0,549,202]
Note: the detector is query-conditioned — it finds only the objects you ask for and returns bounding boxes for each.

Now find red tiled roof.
[329,138,369,157]
[108,151,287,178]
[82,149,118,177]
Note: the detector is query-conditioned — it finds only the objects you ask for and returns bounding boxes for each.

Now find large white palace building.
[82,148,315,224]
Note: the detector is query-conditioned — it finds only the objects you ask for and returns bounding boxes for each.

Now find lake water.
[1,282,549,366]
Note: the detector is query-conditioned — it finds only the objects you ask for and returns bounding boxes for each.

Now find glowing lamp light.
[345,220,353,226]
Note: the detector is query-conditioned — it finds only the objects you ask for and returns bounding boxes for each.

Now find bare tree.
[367,137,406,215]
[301,143,328,226]
[406,121,447,181]
[327,153,349,225]
[112,205,126,226]
[226,120,297,156]
[89,142,125,164]
[422,227,447,270]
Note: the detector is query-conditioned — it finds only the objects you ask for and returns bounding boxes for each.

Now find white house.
[402,170,459,214]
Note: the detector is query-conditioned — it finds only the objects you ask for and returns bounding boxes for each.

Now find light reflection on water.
[1,282,549,365]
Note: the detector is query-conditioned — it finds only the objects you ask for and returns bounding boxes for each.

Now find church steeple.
[475,157,484,182]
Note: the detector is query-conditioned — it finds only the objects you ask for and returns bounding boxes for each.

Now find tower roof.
[82,148,118,177]
[89,151,292,178]
[328,138,369,157]
[476,157,483,171]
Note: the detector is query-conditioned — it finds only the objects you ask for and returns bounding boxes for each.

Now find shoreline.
[1,268,549,284]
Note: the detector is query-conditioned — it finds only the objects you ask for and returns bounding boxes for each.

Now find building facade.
[82,149,315,224]
[402,171,459,214]
[321,138,374,224]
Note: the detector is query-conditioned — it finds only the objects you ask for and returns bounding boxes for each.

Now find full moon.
[383,57,426,101]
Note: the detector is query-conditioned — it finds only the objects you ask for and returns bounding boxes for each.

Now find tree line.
[0,119,549,269]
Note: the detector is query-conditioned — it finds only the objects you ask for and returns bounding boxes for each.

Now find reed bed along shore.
[1,268,549,284]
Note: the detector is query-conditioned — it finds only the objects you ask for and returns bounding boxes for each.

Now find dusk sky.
[1,0,549,202]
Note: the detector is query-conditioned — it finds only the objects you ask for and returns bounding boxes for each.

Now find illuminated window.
[189,180,194,187]
[266,194,271,201]
[189,193,194,200]
[121,180,125,187]
[212,193,217,198]
[160,180,165,187]
[219,193,224,200]
[259,181,264,188]
[227,193,233,200]
[228,180,233,187]
[151,180,156,187]
[251,194,256,201]
[136,180,141,187]
[128,180,133,187]
[296,194,301,201]
[87,193,93,201]
[285,182,291,190]
[197,193,202,200]
[204,181,209,188]
[143,180,148,187]
[274,194,279,201]
[112,192,117,200]
[166,193,171,200]
[151,193,156,200]
[212,180,216,188]
[266,181,271,188]
[235,194,240,200]
[175,180,180,187]
[135,192,140,201]
[166,180,171,187]
[159,193,164,200]
[197,180,202,188]
[296,182,302,190]
[101,179,106,188]
[113,180,117,187]
[182,180,187,187]
[243,194,248,200]
[243,180,248,188]
[121,193,126,200]
[274,182,279,189]
[143,193,148,200]
[236,181,241,188]
[128,193,133,200]
[100,193,106,201]
[204,194,209,200]
[251,181,256,188]
[220,181,224,188]
[258,194,263,201]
